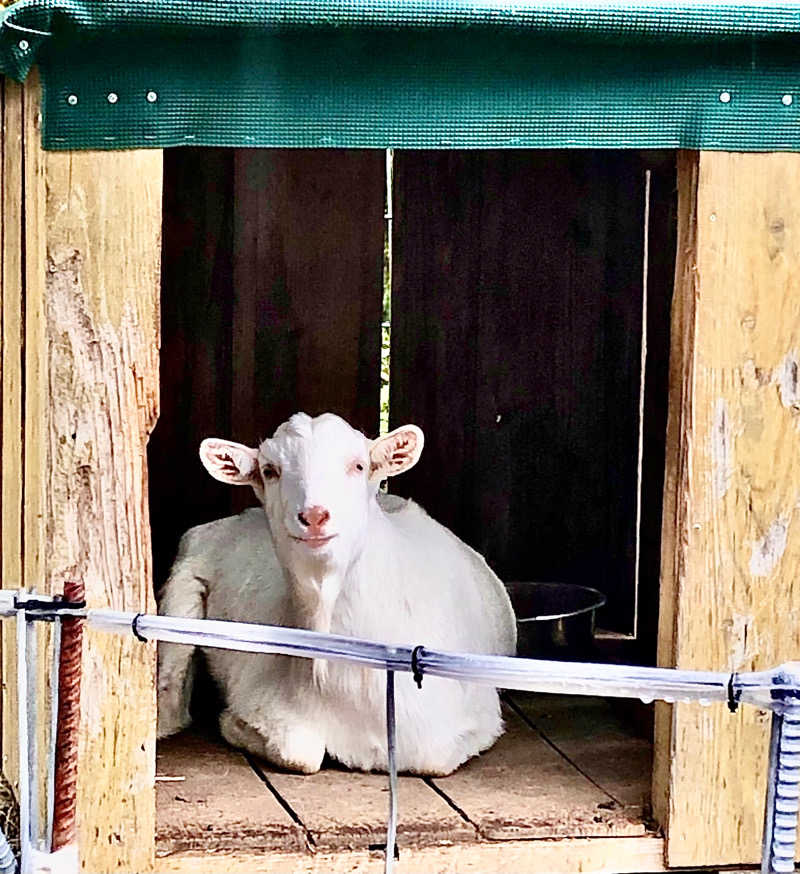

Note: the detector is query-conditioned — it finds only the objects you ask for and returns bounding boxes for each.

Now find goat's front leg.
[156,567,208,738]
[219,656,326,773]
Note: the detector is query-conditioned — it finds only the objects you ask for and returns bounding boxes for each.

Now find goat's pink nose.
[298,506,330,530]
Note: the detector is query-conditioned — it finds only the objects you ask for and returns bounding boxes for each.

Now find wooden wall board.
[636,152,678,660]
[158,835,667,874]
[654,151,800,866]
[149,148,236,586]
[151,149,385,585]
[428,704,646,841]
[156,734,304,856]
[1,69,64,820]
[230,149,385,441]
[1,76,25,793]
[390,150,674,636]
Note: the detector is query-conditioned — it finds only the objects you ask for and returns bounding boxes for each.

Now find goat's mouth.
[289,534,338,549]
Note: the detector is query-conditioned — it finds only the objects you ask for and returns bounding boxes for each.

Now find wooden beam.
[159,835,667,874]
[654,151,800,866]
[1,76,162,872]
[44,149,162,872]
[1,76,26,793]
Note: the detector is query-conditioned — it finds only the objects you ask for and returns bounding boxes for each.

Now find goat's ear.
[369,426,424,481]
[200,439,259,486]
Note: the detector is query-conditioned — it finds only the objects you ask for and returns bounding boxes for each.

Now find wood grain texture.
[158,835,667,874]
[157,695,653,865]
[1,71,56,821]
[429,704,646,841]
[390,151,673,635]
[254,760,475,851]
[654,151,800,866]
[231,149,385,441]
[1,77,161,870]
[149,148,236,586]
[509,693,652,810]
[150,149,385,585]
[43,146,162,872]
[1,76,25,793]
[156,734,303,855]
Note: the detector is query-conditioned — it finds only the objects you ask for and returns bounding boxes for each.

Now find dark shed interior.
[149,148,676,661]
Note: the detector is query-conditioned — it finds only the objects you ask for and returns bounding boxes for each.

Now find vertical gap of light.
[379,149,394,437]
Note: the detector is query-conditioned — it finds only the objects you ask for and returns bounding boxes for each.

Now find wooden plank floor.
[156,694,654,863]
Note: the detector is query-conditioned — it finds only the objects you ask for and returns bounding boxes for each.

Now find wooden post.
[1,75,161,872]
[654,151,800,866]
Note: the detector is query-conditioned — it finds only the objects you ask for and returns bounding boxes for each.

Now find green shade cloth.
[2,1,800,150]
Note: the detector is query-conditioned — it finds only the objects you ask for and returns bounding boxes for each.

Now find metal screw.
[782,94,794,107]
[107,92,118,105]
[146,91,158,103]
[719,91,732,104]
[18,39,29,51]
[66,94,78,106]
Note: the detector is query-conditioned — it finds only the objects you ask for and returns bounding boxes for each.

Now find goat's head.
[200,413,424,579]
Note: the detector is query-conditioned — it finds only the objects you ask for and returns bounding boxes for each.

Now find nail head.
[719,91,732,104]
[107,92,118,105]
[18,40,29,51]
[66,94,78,106]
[146,90,158,103]
[783,94,794,106]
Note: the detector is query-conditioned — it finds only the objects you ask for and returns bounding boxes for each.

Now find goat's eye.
[348,459,366,475]
[356,462,364,472]
[262,464,280,481]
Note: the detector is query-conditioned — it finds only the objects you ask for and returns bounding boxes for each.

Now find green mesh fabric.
[2,1,800,150]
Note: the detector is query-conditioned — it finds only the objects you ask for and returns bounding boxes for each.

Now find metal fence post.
[762,697,800,873]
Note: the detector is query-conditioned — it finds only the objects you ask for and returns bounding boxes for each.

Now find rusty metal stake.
[51,581,84,853]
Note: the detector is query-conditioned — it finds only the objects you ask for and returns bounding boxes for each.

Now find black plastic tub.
[505,582,607,661]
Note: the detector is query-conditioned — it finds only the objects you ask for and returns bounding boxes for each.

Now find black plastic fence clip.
[411,645,425,690]
[14,594,86,618]
[131,613,148,643]
[727,672,741,713]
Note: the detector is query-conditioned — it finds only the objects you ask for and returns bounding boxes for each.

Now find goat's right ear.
[199,439,259,486]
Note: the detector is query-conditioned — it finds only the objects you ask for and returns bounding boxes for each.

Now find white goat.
[157,412,516,775]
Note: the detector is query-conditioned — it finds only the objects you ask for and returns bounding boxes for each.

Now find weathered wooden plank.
[1,76,25,794]
[159,835,667,874]
[156,734,303,856]
[149,148,236,585]
[43,146,162,871]
[428,704,646,841]
[636,152,677,661]
[654,151,800,866]
[253,759,475,851]
[152,149,385,584]
[22,70,47,609]
[391,151,671,634]
[230,149,385,440]
[508,694,652,811]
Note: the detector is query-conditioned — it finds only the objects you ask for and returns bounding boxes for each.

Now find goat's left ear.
[369,425,424,481]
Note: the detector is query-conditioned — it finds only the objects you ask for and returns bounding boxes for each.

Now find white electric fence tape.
[2,590,799,874]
